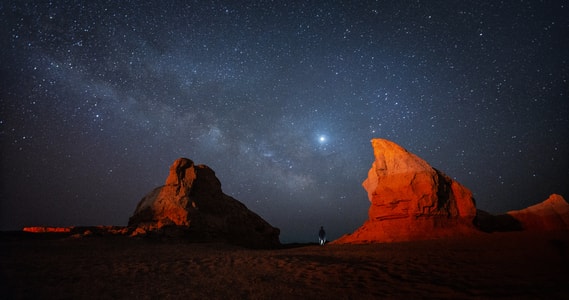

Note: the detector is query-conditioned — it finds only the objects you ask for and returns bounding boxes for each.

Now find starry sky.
[1,1,568,243]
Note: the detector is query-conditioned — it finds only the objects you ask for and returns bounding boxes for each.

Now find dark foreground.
[1,231,568,299]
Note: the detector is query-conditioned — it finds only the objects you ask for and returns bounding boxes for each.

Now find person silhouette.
[318,226,326,245]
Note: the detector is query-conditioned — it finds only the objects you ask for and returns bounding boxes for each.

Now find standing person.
[318,226,326,245]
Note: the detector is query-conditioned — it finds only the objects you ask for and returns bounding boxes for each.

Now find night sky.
[1,1,568,243]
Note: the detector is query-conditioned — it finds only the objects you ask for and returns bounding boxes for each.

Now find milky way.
[1,1,568,242]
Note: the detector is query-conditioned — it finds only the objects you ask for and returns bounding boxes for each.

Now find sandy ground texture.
[1,231,568,299]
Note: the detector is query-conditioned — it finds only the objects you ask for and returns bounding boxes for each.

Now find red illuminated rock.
[506,194,569,231]
[128,158,280,248]
[333,139,478,243]
[22,226,73,233]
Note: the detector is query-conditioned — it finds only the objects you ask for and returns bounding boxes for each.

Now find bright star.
[318,135,327,143]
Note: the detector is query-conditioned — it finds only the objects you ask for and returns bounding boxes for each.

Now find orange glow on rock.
[23,226,73,233]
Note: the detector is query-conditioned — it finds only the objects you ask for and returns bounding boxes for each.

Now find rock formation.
[128,158,280,248]
[476,194,569,232]
[506,194,569,231]
[333,139,478,243]
[23,227,73,233]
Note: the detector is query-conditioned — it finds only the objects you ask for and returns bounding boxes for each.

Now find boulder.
[128,158,280,248]
[333,139,478,243]
[506,194,569,231]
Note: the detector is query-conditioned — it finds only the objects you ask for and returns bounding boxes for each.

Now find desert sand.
[1,231,568,299]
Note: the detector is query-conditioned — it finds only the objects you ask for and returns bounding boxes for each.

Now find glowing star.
[318,135,327,143]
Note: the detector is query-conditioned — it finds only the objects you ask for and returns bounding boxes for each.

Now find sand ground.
[1,231,568,299]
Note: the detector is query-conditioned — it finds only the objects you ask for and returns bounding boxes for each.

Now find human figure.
[318,226,326,245]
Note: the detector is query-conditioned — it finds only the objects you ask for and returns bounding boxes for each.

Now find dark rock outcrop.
[474,210,523,232]
[128,158,280,248]
[333,139,478,243]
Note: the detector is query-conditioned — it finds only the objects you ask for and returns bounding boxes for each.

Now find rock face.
[128,158,280,248]
[506,194,569,231]
[333,139,478,243]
